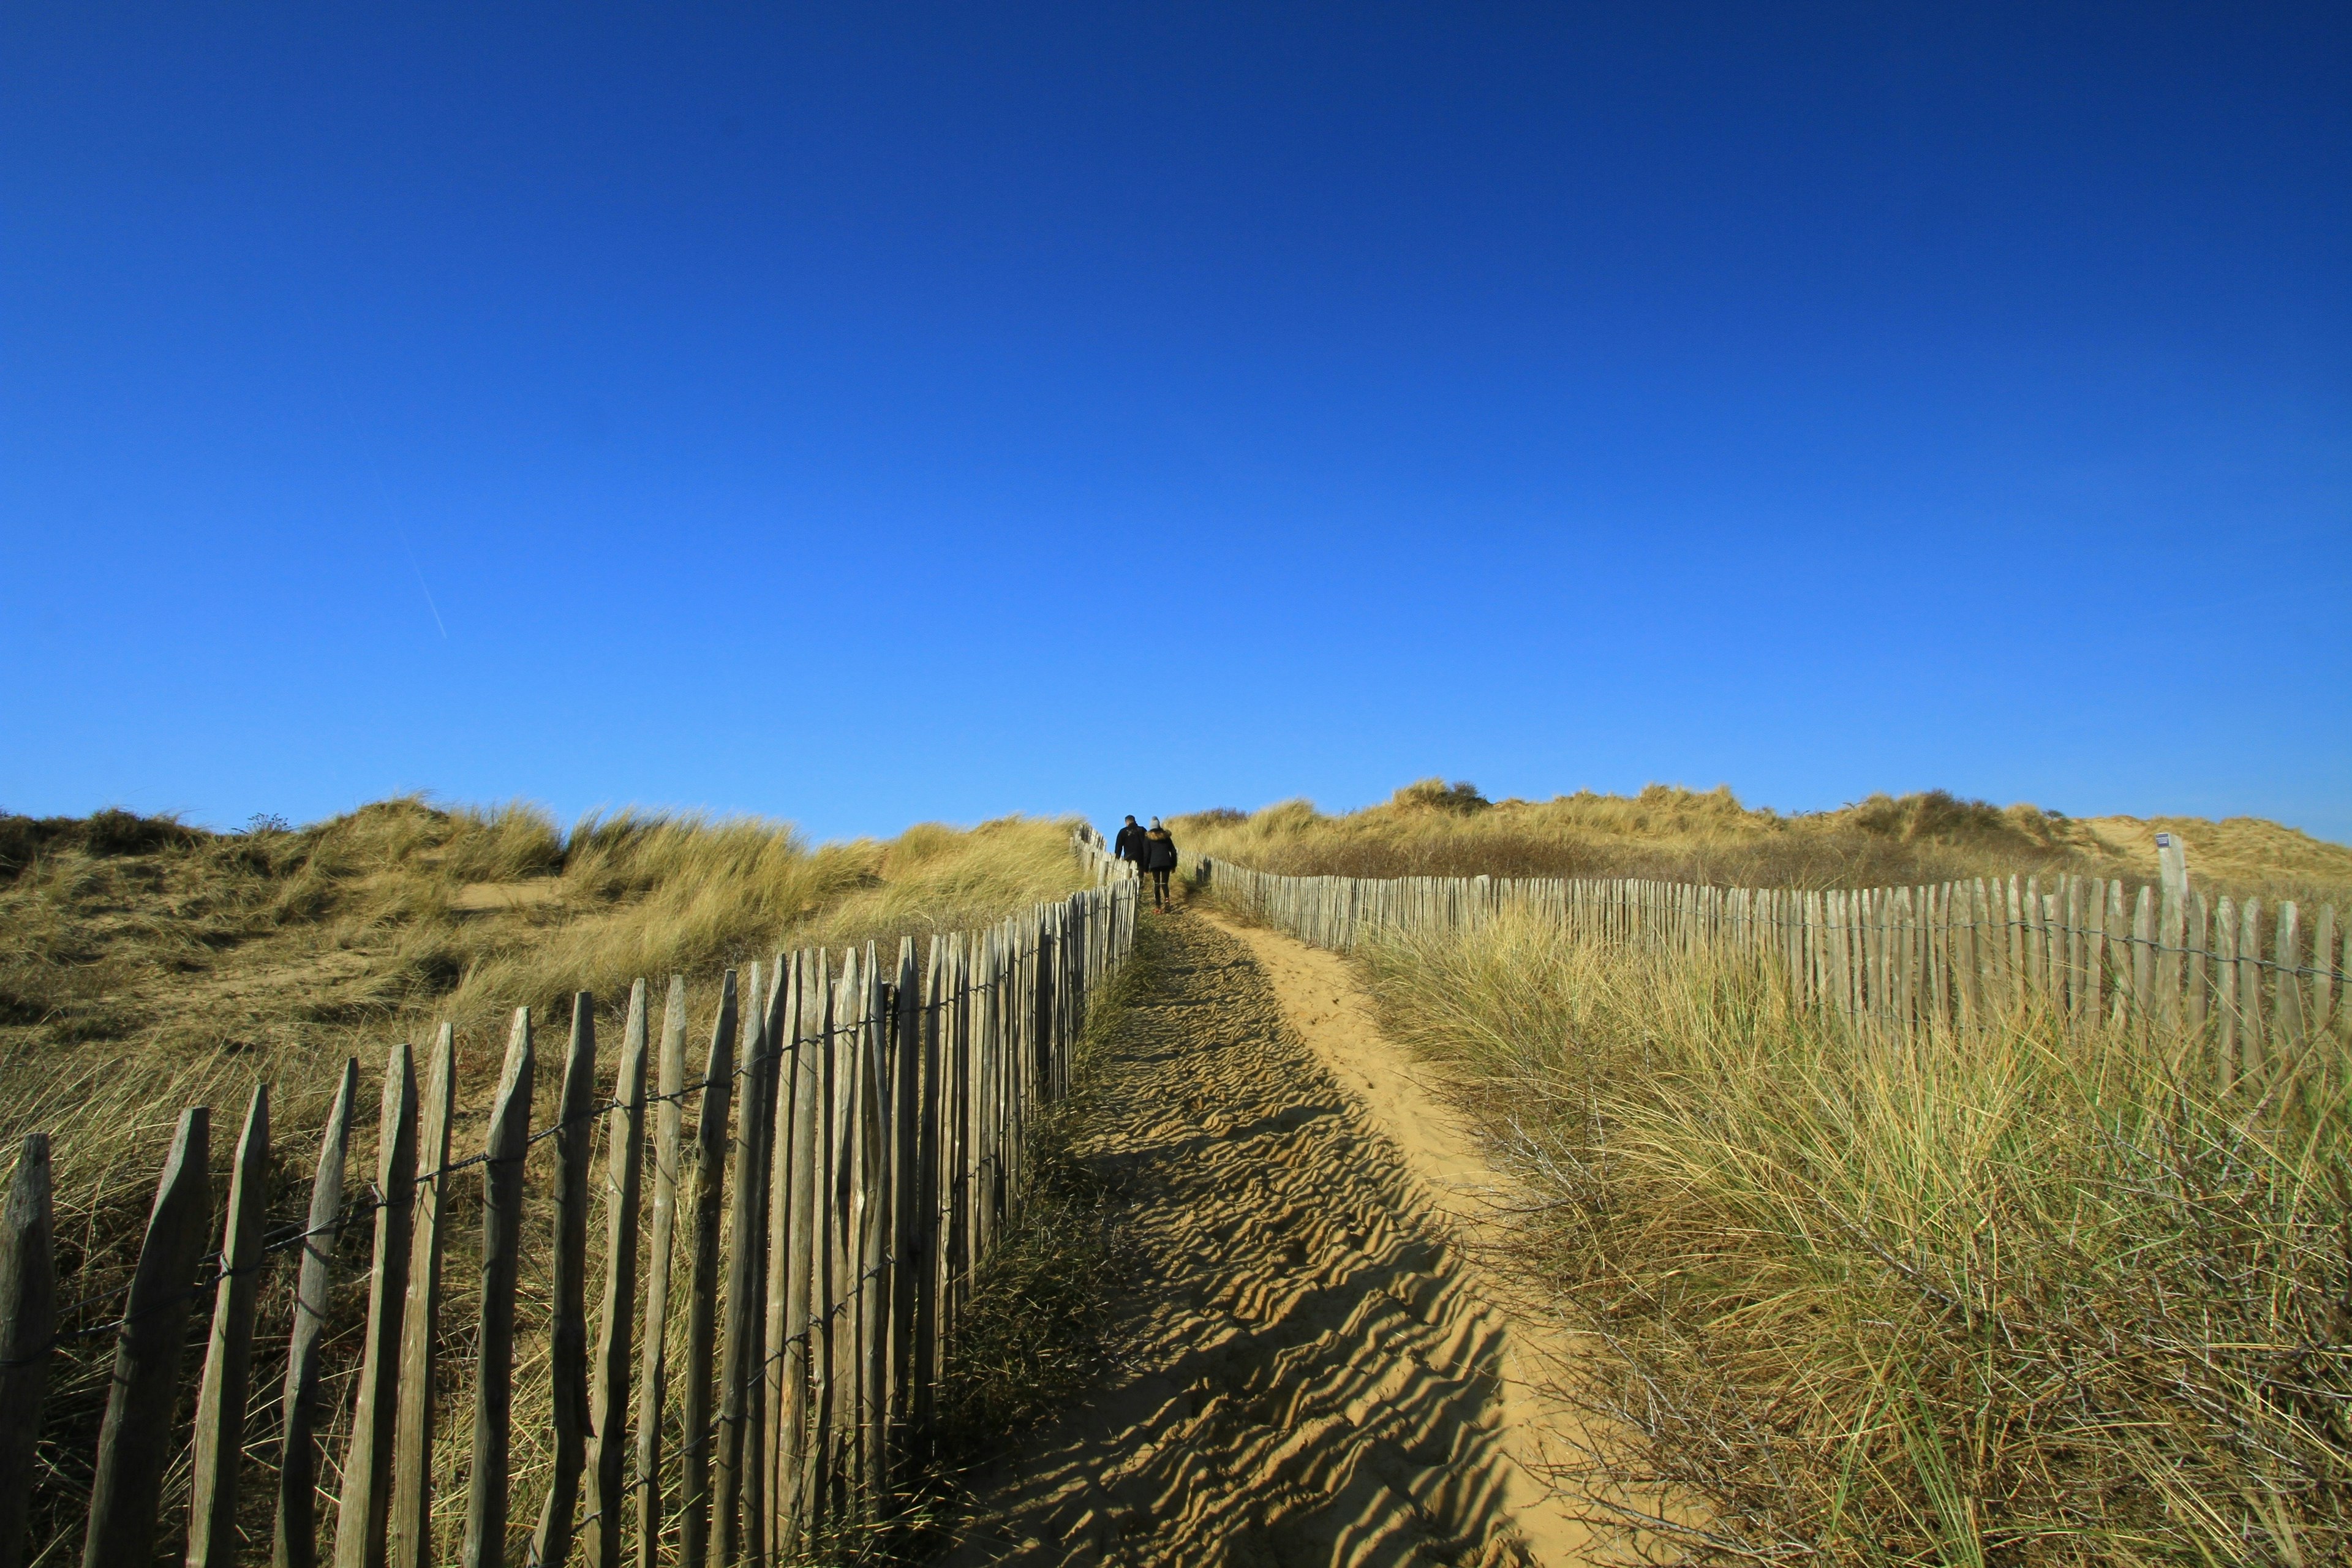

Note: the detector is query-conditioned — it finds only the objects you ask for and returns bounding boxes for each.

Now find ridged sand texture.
[941,912,1633,1566]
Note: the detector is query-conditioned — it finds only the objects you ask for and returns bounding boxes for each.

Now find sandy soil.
[934,910,1633,1566]
[1203,913,1619,1566]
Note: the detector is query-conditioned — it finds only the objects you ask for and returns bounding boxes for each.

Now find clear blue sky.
[4,5,2346,845]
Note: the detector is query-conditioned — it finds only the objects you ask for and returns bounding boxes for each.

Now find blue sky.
[4,4,2346,844]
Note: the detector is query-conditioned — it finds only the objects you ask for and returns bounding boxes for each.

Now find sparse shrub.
[0,815,42,880]
[79,807,202,858]
[0,807,204,880]
[1390,777,1490,814]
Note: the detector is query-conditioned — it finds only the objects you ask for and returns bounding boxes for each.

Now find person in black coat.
[1142,822,1178,908]
[1114,815,1148,867]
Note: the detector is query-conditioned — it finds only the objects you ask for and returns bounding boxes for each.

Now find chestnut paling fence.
[1202,857,2351,1085]
[0,831,1137,1568]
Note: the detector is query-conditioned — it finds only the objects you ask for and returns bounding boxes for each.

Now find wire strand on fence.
[1215,861,2350,987]
[2,848,1133,1566]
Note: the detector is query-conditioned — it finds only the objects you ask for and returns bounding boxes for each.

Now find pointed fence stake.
[0,1135,56,1568]
[83,1107,211,1568]
[333,1049,418,1568]
[635,977,690,1568]
[276,1062,356,1568]
[390,1028,458,1568]
[530,995,601,1568]
[464,1011,537,1568]
[584,982,649,1568]
[189,1084,272,1568]
[678,974,738,1568]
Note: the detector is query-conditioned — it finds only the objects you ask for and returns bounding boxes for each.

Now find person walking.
[1142,820,1178,910]
[1114,814,1148,870]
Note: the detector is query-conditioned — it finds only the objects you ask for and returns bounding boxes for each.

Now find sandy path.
[935,911,1619,1566]
[1200,914,1618,1564]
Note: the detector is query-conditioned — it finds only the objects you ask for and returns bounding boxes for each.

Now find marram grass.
[1174,780,2352,908]
[1354,908,2350,1566]
[0,798,1092,1568]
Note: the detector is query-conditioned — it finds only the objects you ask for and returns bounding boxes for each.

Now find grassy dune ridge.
[0,796,1090,1567]
[1,796,1088,1178]
[1191,782,2350,1562]
[1174,779,2352,905]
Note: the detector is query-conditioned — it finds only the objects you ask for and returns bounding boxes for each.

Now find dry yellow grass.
[1174,778,2352,905]
[1350,909,2350,1565]
[0,797,1091,1568]
[1186,780,2352,1561]
[1,797,1088,1195]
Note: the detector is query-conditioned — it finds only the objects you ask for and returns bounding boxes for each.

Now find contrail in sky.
[390,509,450,639]
[351,421,448,641]
[302,296,450,639]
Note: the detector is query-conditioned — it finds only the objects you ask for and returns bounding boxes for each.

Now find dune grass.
[0,797,1088,1184]
[0,797,1091,1568]
[1350,908,2350,1565]
[1174,780,2352,907]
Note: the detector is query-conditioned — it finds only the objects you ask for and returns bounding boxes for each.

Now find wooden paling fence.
[0,833,1137,1568]
[1202,857,2351,1087]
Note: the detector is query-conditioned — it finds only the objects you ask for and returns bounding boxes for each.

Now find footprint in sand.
[933,911,1626,1567]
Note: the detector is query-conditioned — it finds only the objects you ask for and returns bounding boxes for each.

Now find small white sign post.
[2156,832,2189,904]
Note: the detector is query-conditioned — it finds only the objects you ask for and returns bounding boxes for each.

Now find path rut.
[935,910,1605,1566]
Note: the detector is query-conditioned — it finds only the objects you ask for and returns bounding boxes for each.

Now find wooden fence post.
[188,1084,272,1568]
[2131,885,2157,1025]
[839,951,874,1514]
[2273,903,2305,1072]
[635,976,690,1568]
[761,957,799,1561]
[0,1134,56,1568]
[888,938,922,1491]
[2057,879,2079,1022]
[827,951,862,1519]
[2315,905,2339,1039]
[81,1107,211,1568]
[859,948,892,1509]
[777,957,820,1553]
[910,936,944,1442]
[742,960,782,1568]
[2083,881,2108,1024]
[2157,873,2184,1034]
[807,954,842,1542]
[531,995,601,1568]
[2020,882,2043,1016]
[968,934,987,1283]
[2185,892,2211,1047]
[678,973,738,1568]
[715,964,769,1568]
[1949,884,1975,1025]
[275,1062,357,1568]
[390,1028,457,1568]
[2215,897,2241,1082]
[2098,882,2125,1026]
[2238,900,2266,1079]
[941,935,968,1360]
[462,1010,537,1568]
[584,981,650,1568]
[334,1049,418,1568]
